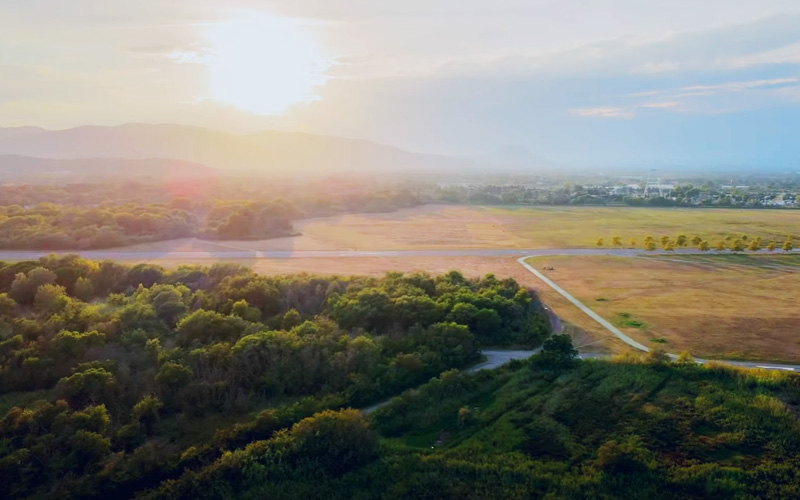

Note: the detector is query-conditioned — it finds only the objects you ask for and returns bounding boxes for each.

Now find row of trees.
[596,233,796,252]
[0,255,550,499]
[0,181,423,250]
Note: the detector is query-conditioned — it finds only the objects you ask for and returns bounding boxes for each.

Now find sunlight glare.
[206,13,330,115]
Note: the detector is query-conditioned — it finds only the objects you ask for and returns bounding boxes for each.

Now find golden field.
[527,254,800,362]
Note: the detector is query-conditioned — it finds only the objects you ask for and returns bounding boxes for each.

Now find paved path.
[516,254,800,372]
[8,246,796,261]
[2,245,797,262]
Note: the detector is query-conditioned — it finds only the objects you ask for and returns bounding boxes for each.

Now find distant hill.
[0,155,218,183]
[0,124,482,176]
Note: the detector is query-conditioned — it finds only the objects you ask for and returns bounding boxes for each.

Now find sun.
[206,13,330,115]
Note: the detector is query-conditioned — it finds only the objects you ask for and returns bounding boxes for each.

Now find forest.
[0,255,550,499]
[147,341,800,500]
[0,180,421,249]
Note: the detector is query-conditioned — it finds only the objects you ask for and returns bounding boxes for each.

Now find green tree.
[690,235,703,245]
[730,239,746,252]
[155,362,193,392]
[9,267,57,305]
[645,347,670,365]
[33,283,70,314]
[126,263,164,288]
[0,293,18,318]
[151,287,188,325]
[56,368,116,406]
[474,308,502,341]
[288,409,379,475]
[595,237,604,247]
[67,430,111,472]
[176,309,248,345]
[747,240,762,251]
[675,234,688,246]
[536,334,578,368]
[663,241,676,251]
[698,241,710,252]
[231,299,262,322]
[448,302,479,326]
[676,350,695,365]
[281,308,302,330]
[715,241,726,251]
[659,236,670,246]
[628,237,637,247]
[393,295,440,328]
[74,277,95,302]
[132,395,163,435]
[644,240,657,251]
[784,240,794,252]
[52,330,106,357]
[611,235,622,247]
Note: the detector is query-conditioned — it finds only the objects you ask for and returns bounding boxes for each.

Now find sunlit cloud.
[636,101,680,108]
[572,107,635,118]
[680,77,798,93]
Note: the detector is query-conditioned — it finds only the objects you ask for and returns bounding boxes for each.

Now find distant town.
[431,173,800,208]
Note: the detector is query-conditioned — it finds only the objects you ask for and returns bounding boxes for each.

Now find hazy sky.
[2,0,800,167]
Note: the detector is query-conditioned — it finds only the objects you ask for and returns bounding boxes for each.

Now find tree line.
[595,233,796,252]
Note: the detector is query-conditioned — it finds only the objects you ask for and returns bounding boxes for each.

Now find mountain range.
[0,155,218,183]
[0,124,484,181]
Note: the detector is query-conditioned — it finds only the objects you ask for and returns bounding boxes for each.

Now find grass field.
[74,205,800,255]
[294,205,800,250]
[527,254,800,362]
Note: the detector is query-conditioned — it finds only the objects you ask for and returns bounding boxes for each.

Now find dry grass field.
[98,204,800,254]
[294,205,800,250]
[527,254,800,362]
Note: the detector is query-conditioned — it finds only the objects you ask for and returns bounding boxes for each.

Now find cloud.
[680,77,798,93]
[572,107,635,118]
[637,101,680,109]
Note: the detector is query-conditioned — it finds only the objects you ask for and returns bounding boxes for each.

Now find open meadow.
[527,254,800,362]
[291,204,800,250]
[42,204,799,256]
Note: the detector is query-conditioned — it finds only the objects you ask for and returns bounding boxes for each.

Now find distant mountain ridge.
[0,155,217,183]
[0,123,483,176]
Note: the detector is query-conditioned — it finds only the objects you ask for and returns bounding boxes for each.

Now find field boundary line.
[517,256,651,352]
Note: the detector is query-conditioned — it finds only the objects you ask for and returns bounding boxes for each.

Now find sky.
[2,0,800,168]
